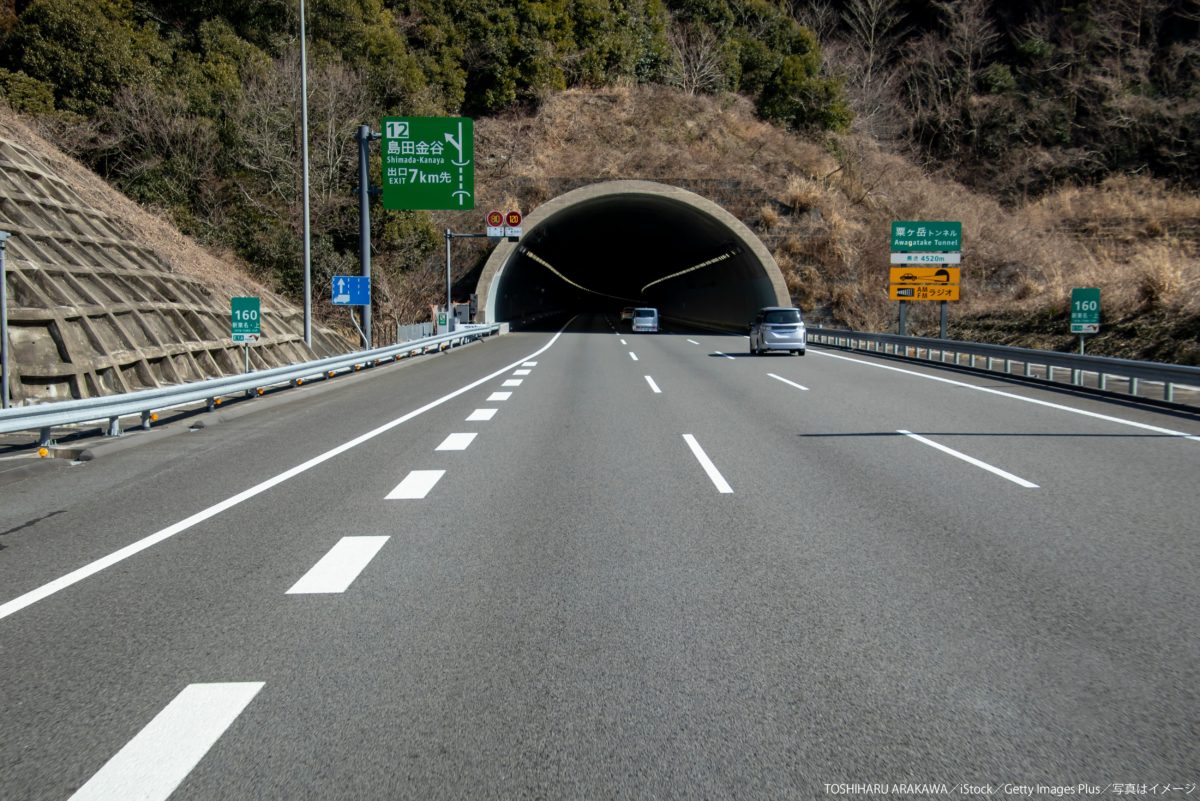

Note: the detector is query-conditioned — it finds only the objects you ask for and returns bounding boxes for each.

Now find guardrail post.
[141,411,152,430]
[1003,359,1011,374]
[1072,368,1082,386]
[1165,383,1174,402]
[1024,362,1032,377]
[39,427,51,448]
[107,416,121,437]
[1099,373,1108,390]
[987,357,994,371]
[1130,377,1139,396]
[206,397,216,412]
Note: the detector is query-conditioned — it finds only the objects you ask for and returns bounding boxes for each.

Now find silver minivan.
[631,307,659,333]
[749,307,805,355]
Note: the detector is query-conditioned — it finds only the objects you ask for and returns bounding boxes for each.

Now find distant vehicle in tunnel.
[631,307,659,333]
[621,306,635,321]
[749,307,806,355]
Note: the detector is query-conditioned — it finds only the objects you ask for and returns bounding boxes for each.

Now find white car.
[631,307,658,333]
[749,307,805,355]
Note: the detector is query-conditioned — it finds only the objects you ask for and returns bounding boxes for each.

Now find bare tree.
[664,21,727,96]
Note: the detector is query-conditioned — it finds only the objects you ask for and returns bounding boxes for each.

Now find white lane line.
[629,352,639,361]
[286,536,389,594]
[436,432,477,451]
[687,339,700,345]
[68,682,264,801]
[620,338,628,345]
[0,323,576,622]
[814,350,1200,442]
[386,470,445,499]
[899,430,1039,488]
[645,376,662,394]
[487,391,512,402]
[768,373,809,391]
[502,379,523,387]
[513,369,531,376]
[467,408,497,421]
[682,434,734,494]
[713,351,735,360]
[522,361,537,367]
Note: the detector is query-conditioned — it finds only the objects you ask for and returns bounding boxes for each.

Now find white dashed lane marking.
[645,376,662,394]
[768,373,809,391]
[436,433,477,451]
[620,339,628,345]
[898,430,1039,488]
[502,379,523,387]
[513,369,531,375]
[467,409,497,421]
[682,434,734,494]
[522,361,537,367]
[713,351,735,360]
[68,682,264,801]
[386,470,445,499]
[487,392,512,402]
[687,339,700,345]
[287,536,390,594]
[629,352,639,361]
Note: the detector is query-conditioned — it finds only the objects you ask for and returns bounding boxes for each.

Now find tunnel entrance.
[476,180,789,329]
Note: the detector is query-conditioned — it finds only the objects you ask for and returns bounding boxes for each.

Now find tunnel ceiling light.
[524,249,641,303]
[640,249,737,294]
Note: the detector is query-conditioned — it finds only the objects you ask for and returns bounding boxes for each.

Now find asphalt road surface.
[1,314,1197,801]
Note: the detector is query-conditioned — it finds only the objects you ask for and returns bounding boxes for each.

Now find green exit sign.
[1070,287,1100,333]
[891,221,962,252]
[231,296,260,342]
[380,116,474,210]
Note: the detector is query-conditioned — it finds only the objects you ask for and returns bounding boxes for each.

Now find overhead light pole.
[0,230,11,408]
[300,0,313,348]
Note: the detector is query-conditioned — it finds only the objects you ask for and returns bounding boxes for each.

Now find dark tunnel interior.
[491,193,783,329]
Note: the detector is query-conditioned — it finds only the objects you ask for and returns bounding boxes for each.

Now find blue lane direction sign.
[332,276,371,306]
[231,296,260,342]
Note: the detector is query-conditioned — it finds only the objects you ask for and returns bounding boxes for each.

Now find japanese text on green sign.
[891,221,962,252]
[380,117,473,211]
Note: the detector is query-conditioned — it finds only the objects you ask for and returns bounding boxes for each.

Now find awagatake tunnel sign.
[380,117,474,210]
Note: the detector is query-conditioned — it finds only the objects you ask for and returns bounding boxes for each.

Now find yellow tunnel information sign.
[890,284,960,301]
[890,267,960,285]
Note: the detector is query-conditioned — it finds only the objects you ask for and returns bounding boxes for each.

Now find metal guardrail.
[807,327,1200,406]
[0,324,500,446]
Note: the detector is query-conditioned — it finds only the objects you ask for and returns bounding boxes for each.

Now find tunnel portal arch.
[477,180,789,329]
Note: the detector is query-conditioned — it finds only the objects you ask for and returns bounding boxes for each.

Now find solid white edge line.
[644,376,662,394]
[435,432,477,451]
[768,373,809,391]
[466,408,497,421]
[899,430,1039,488]
[68,682,264,801]
[629,352,639,361]
[0,321,576,622]
[813,349,1200,442]
[385,469,446,500]
[682,434,734,494]
[286,536,390,594]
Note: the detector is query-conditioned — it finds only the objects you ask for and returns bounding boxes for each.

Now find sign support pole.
[358,124,374,349]
[898,301,907,336]
[300,0,312,349]
[1079,335,1085,355]
[0,231,10,409]
[940,300,948,339]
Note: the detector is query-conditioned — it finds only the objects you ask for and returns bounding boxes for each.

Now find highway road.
[1,313,1197,800]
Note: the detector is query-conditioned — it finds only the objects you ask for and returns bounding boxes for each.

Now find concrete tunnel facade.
[476,180,790,329]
